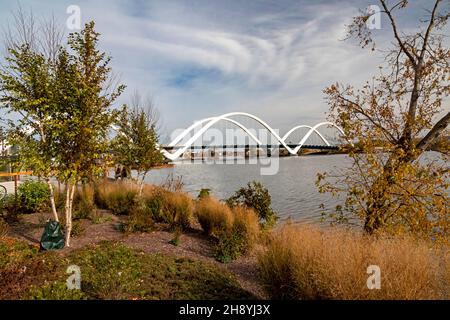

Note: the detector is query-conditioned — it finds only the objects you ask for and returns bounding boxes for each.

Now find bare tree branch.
[380,0,417,67]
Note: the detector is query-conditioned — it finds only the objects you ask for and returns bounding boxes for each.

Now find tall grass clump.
[160,191,194,230]
[195,197,260,263]
[215,206,260,263]
[94,182,138,215]
[195,197,233,236]
[126,186,194,232]
[258,223,450,300]
[73,184,96,219]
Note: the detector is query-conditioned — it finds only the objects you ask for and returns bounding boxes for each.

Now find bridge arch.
[169,117,262,147]
[293,122,347,153]
[162,112,300,160]
[282,125,331,146]
[161,112,347,161]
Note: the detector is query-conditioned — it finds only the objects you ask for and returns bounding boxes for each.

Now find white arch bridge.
[159,112,348,161]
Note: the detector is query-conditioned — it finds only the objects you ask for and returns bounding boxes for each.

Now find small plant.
[197,188,211,199]
[90,212,113,224]
[169,228,182,246]
[227,181,277,228]
[29,281,87,300]
[142,188,165,221]
[161,174,184,192]
[17,180,50,213]
[70,220,85,238]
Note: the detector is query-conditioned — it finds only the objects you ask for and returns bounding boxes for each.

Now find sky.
[0,0,447,142]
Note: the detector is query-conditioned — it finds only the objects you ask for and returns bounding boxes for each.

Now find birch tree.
[54,22,125,246]
[0,7,63,222]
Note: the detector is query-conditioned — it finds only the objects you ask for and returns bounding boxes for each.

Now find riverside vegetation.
[1,179,449,300]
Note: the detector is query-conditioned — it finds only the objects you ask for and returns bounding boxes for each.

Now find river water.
[144,154,351,223]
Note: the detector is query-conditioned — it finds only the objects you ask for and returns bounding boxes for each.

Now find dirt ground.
[6,211,268,299]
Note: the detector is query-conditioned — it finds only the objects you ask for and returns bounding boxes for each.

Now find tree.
[0,7,65,223]
[112,92,164,195]
[318,0,449,242]
[0,20,124,246]
[53,22,125,246]
[0,43,61,222]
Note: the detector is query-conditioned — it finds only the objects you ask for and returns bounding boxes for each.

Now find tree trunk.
[139,172,147,196]
[64,183,76,247]
[363,149,419,233]
[46,178,59,222]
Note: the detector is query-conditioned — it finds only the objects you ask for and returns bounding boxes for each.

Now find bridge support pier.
[222,145,226,159]
[201,146,206,161]
[244,144,250,159]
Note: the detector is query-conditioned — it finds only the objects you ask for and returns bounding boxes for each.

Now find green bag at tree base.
[40,220,65,251]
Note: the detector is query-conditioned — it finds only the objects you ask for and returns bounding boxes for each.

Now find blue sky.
[0,0,447,141]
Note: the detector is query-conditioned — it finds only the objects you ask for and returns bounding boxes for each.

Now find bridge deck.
[162,144,339,150]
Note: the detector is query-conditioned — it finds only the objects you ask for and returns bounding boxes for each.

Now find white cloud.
[2,0,443,136]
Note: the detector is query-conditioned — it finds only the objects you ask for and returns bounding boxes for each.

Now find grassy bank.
[258,224,450,300]
[0,238,254,300]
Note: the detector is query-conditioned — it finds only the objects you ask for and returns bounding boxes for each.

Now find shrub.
[227,181,277,228]
[0,194,17,219]
[17,180,50,213]
[126,198,154,233]
[73,184,96,219]
[195,197,233,236]
[258,223,450,300]
[197,188,211,199]
[215,206,260,263]
[195,197,260,263]
[161,192,194,230]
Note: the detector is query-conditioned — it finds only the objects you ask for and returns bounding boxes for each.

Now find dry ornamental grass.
[258,224,450,300]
